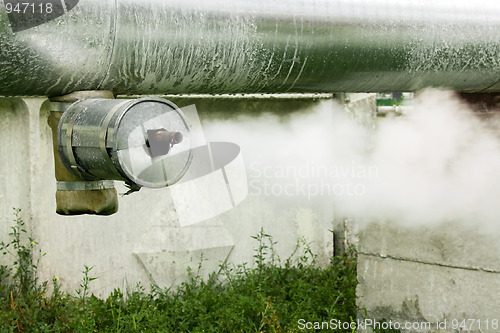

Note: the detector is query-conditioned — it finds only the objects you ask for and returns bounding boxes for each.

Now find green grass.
[0,210,388,332]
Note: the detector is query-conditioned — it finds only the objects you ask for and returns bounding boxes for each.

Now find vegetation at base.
[0,209,397,332]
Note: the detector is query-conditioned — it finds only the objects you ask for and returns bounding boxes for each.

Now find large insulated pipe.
[2,0,500,96]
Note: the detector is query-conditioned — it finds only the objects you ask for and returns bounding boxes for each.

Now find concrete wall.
[0,95,336,297]
[12,93,497,333]
[357,223,500,333]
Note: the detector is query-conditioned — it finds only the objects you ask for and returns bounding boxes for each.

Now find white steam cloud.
[200,90,500,232]
[353,90,500,231]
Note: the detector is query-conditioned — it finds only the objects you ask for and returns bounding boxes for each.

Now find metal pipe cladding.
[2,0,500,96]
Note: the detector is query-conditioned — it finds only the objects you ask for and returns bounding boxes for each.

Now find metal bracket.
[57,180,115,191]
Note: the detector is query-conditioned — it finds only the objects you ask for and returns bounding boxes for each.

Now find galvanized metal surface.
[56,180,115,191]
[57,97,192,187]
[2,0,500,96]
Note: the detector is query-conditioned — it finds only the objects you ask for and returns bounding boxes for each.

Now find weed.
[76,265,97,303]
[0,210,375,332]
[0,208,45,297]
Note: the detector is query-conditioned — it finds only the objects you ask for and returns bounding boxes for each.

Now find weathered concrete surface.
[357,222,500,333]
[359,223,500,273]
[0,98,32,263]
[337,93,377,128]
[332,93,375,255]
[358,253,500,333]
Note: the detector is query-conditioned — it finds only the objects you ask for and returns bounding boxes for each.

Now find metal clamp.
[61,100,97,180]
[99,100,131,179]
[57,180,115,191]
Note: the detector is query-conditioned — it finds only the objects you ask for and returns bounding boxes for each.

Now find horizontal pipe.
[2,0,500,97]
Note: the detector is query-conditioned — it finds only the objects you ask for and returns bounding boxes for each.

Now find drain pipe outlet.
[48,91,119,216]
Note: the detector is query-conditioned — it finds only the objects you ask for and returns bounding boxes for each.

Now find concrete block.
[359,223,500,272]
[358,254,500,333]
